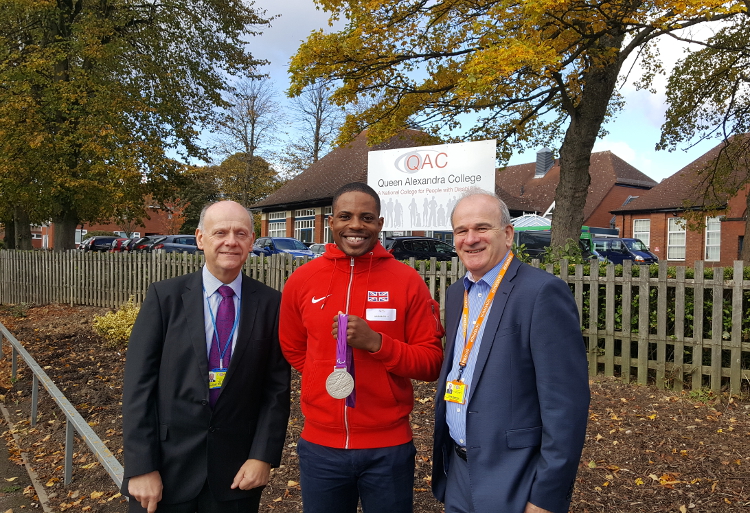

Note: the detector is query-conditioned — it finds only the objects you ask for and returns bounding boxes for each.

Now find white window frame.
[294,208,315,217]
[269,211,286,220]
[667,218,686,261]
[294,218,315,243]
[633,219,651,247]
[705,216,721,262]
[269,222,286,238]
[324,206,333,243]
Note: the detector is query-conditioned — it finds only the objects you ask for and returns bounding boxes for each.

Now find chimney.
[534,148,554,178]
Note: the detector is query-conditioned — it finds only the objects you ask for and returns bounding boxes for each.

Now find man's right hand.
[128,470,163,513]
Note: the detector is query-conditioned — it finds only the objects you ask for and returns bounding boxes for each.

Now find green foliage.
[541,239,586,265]
[9,302,31,318]
[0,0,271,249]
[289,0,744,245]
[93,297,140,348]
[511,242,530,263]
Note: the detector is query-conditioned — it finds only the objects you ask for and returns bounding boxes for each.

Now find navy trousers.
[297,438,416,513]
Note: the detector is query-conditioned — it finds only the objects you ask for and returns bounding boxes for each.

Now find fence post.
[587,260,600,377]
[65,419,75,485]
[12,346,18,380]
[655,262,668,389]
[31,374,39,426]
[692,261,705,390]
[730,261,743,395]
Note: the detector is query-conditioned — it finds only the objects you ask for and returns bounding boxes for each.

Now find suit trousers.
[127,479,262,513]
[444,447,475,513]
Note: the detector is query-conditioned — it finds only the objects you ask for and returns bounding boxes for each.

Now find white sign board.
[368,139,496,231]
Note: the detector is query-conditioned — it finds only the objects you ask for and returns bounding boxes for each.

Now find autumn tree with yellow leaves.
[0,0,270,250]
[289,0,747,247]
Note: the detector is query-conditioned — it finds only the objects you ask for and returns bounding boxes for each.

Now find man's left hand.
[524,502,553,513]
[230,459,271,490]
[332,312,382,353]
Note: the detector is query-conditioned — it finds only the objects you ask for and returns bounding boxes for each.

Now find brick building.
[252,131,658,245]
[611,138,750,267]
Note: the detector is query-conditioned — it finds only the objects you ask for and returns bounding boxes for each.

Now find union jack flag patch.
[368,291,389,302]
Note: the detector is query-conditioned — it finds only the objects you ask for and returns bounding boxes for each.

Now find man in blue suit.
[432,189,589,513]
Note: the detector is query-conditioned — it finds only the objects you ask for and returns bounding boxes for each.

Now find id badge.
[209,368,227,390]
[444,380,467,404]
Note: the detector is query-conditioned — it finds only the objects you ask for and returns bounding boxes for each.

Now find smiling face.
[196,201,255,283]
[329,191,384,257]
[452,194,514,280]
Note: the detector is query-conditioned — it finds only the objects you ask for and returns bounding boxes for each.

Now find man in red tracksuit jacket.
[280,182,444,513]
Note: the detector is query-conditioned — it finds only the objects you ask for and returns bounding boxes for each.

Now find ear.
[195,228,204,250]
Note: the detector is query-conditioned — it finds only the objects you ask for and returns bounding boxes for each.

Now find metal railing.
[0,322,123,488]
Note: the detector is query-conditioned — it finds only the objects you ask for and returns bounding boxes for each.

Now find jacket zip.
[343,257,355,448]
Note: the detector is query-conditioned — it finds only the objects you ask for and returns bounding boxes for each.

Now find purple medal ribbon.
[337,314,356,407]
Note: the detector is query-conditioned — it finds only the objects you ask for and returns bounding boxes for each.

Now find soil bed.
[0,304,748,512]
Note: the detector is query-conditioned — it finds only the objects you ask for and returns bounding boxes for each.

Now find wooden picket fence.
[1,249,748,394]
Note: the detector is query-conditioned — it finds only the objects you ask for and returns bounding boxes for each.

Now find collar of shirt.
[202,266,242,300]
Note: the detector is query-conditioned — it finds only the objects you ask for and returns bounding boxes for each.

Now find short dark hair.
[331,182,381,215]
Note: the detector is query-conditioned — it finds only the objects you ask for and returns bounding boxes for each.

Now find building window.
[667,218,686,261]
[294,208,315,217]
[268,211,286,237]
[633,219,651,247]
[705,216,721,261]
[324,206,333,243]
[294,218,314,243]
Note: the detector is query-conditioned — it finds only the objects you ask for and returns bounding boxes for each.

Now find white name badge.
[366,308,397,322]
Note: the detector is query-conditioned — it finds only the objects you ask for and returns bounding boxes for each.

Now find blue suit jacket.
[432,258,589,513]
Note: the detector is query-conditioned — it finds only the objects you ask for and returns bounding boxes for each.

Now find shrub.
[93,297,140,347]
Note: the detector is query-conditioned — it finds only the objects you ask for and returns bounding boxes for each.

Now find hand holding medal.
[326,313,356,406]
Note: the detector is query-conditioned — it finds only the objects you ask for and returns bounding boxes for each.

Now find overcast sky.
[247,0,725,182]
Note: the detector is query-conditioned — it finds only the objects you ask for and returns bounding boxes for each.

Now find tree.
[289,0,745,247]
[659,17,750,259]
[0,0,270,250]
[211,153,284,209]
[279,80,344,175]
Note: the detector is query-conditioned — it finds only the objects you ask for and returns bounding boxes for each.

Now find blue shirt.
[446,254,509,447]
[202,266,242,359]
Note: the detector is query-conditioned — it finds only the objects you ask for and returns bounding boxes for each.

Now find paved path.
[0,403,50,512]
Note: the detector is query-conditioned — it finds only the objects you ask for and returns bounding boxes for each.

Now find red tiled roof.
[496,151,657,218]
[612,136,750,213]
[252,130,438,210]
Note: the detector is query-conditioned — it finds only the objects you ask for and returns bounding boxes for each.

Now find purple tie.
[209,285,235,408]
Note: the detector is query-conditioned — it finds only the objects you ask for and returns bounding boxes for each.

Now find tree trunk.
[3,218,15,249]
[13,206,33,250]
[52,212,80,251]
[551,34,625,248]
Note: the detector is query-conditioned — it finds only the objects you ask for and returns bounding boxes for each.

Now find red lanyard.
[457,253,514,380]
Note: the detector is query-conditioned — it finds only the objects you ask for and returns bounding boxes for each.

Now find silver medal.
[326,368,354,399]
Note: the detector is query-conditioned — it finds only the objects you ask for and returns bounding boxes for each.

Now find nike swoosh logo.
[312,295,331,304]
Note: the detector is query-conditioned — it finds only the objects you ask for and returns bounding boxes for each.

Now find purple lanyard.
[337,314,356,407]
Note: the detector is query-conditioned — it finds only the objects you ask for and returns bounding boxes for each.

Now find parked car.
[592,237,658,264]
[78,236,120,252]
[128,236,165,252]
[252,237,315,258]
[147,234,199,254]
[383,236,457,261]
[309,243,327,257]
[109,238,130,252]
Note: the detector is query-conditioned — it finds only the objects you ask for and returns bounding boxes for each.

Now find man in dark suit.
[432,189,590,513]
[122,200,291,513]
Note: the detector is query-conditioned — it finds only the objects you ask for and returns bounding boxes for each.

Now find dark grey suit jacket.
[432,258,589,513]
[122,270,290,504]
